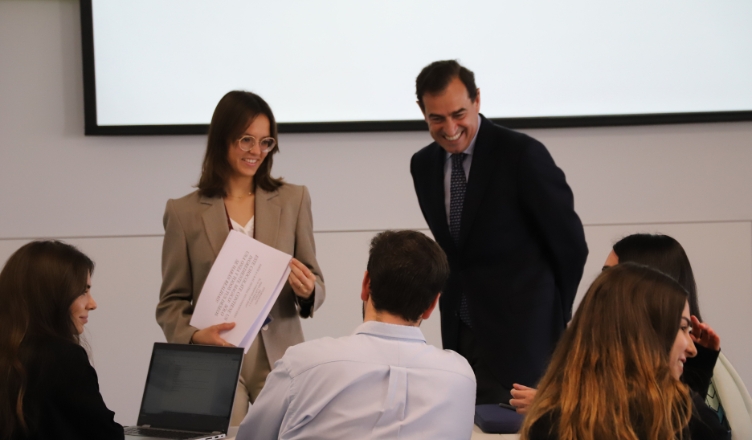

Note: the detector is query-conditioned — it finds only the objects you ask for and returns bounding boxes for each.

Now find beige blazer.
[156,184,325,366]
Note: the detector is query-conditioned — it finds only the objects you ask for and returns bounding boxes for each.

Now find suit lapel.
[460,116,497,246]
[201,195,230,258]
[254,187,281,248]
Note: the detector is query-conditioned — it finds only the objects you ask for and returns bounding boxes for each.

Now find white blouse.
[230,215,254,237]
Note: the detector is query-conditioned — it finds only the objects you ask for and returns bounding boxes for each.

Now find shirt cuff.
[296,290,315,318]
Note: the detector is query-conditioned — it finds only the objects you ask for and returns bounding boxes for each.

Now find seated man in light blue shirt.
[236,230,476,440]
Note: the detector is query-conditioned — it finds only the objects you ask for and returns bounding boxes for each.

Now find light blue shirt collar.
[353,321,426,344]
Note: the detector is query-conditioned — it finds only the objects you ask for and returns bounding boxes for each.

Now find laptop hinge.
[142,425,150,428]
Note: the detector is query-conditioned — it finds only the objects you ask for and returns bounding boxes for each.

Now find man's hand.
[690,315,721,351]
[190,322,236,346]
[509,383,537,414]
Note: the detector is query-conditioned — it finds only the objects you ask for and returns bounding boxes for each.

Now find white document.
[190,230,292,353]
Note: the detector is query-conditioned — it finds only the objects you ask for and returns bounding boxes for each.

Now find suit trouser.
[457,321,512,405]
[230,334,272,425]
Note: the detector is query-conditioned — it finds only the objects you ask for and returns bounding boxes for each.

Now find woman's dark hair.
[0,241,94,437]
[197,90,283,197]
[613,233,702,321]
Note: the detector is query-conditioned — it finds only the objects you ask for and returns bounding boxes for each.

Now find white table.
[471,424,520,439]
[225,425,520,439]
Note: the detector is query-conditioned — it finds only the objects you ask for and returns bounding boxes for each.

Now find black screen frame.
[80,0,752,136]
[135,343,244,433]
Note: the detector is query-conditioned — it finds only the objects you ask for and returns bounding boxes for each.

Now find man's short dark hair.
[416,60,477,111]
[366,230,449,322]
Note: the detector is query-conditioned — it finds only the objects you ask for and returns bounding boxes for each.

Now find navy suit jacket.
[410,115,588,388]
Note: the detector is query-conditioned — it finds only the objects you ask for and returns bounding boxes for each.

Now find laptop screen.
[136,343,244,432]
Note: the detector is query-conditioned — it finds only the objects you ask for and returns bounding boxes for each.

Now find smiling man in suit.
[410,60,588,405]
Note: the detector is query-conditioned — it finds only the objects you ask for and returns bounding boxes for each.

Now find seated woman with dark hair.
[519,263,708,440]
[606,234,725,419]
[0,241,123,439]
[513,234,725,412]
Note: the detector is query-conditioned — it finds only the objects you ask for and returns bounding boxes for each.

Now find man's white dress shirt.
[236,321,476,440]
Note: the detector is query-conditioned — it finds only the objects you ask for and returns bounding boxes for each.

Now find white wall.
[1,0,751,425]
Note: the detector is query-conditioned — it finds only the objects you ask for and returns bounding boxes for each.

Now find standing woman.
[0,241,123,439]
[156,91,325,424]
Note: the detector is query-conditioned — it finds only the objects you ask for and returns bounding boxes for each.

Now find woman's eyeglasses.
[237,136,276,153]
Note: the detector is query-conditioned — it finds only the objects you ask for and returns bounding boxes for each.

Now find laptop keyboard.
[124,426,206,439]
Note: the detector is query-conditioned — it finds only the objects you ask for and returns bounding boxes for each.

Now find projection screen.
[81,0,752,134]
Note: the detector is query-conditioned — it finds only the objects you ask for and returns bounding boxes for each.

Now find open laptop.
[124,342,244,440]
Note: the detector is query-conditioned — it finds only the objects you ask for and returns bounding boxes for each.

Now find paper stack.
[190,230,292,353]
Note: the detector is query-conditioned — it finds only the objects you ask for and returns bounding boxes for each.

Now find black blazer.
[13,335,123,440]
[410,115,588,388]
[527,394,730,440]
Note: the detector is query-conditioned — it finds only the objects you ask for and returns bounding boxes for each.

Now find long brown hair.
[520,263,692,440]
[0,241,94,438]
[197,90,283,198]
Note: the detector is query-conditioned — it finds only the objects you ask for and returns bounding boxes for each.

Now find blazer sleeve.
[293,185,325,317]
[43,344,124,439]
[684,345,720,399]
[156,198,198,344]
[517,140,588,319]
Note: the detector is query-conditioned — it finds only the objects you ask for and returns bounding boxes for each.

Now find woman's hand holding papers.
[190,322,236,346]
[289,258,315,300]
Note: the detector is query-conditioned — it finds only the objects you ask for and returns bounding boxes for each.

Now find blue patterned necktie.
[450,153,472,327]
[449,153,466,243]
